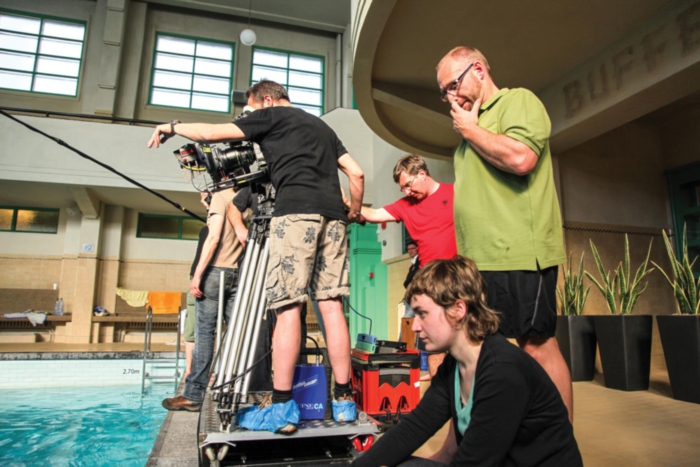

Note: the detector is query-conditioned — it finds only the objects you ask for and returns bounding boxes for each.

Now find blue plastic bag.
[332,399,357,423]
[236,400,300,433]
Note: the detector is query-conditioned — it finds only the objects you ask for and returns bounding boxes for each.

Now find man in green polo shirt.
[436,46,572,421]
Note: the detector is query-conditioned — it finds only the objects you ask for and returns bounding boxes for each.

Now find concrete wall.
[0,0,351,343]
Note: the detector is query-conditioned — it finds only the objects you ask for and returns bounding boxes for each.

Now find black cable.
[0,109,206,223]
[343,296,372,336]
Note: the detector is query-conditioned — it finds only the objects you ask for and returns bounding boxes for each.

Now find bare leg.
[518,336,573,423]
[317,297,351,385]
[272,303,302,391]
[184,341,195,378]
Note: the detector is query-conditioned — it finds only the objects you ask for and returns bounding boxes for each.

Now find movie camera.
[172,111,268,192]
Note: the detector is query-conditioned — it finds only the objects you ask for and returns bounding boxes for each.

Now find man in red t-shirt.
[350,154,456,380]
[357,154,457,268]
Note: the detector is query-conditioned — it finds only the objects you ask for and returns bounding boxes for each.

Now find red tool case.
[351,348,421,420]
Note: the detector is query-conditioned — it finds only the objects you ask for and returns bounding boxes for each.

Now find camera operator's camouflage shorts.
[265,214,349,309]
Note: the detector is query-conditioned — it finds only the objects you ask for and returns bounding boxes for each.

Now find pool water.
[0,384,174,467]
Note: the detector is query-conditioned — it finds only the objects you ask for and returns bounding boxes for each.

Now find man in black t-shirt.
[147,80,365,432]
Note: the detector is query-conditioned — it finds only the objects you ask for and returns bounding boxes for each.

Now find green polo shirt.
[453,88,565,271]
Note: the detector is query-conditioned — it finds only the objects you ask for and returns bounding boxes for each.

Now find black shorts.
[481,267,558,339]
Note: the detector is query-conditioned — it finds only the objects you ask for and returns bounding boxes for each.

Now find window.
[250,47,324,116]
[149,33,235,113]
[137,213,203,240]
[0,10,86,96]
[0,207,59,234]
[667,161,700,278]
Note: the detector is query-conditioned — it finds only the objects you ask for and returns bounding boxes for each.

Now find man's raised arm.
[147,122,247,149]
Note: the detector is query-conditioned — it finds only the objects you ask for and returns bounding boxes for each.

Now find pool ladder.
[141,306,182,394]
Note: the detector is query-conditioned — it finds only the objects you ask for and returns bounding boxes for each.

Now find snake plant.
[651,226,699,314]
[585,234,654,315]
[557,252,590,316]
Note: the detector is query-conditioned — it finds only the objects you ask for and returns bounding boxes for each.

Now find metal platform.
[198,391,380,466]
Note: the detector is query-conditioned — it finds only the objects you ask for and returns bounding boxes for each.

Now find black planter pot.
[555,315,597,381]
[657,315,700,404]
[593,315,653,391]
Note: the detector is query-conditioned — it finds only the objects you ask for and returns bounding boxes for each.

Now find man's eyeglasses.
[439,62,474,102]
[400,177,417,193]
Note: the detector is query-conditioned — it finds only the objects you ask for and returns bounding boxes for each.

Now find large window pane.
[157,36,195,56]
[0,70,32,91]
[150,34,234,113]
[1,51,35,72]
[42,21,84,40]
[151,88,191,108]
[155,53,194,73]
[0,14,40,34]
[193,75,229,94]
[251,48,324,115]
[15,210,59,233]
[197,41,231,60]
[0,12,85,97]
[140,216,179,238]
[36,56,80,77]
[191,93,229,112]
[153,70,192,90]
[289,55,322,73]
[253,50,288,68]
[39,37,82,58]
[0,209,13,230]
[194,57,230,77]
[33,75,77,95]
[0,31,38,53]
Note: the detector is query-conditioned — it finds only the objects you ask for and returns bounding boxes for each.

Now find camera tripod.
[210,183,275,428]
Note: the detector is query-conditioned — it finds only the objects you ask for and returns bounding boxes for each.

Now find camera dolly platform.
[197,391,381,466]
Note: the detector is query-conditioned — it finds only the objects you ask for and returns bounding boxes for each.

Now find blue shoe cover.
[332,399,357,423]
[236,400,300,433]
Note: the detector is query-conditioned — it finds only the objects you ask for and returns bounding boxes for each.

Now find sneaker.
[332,394,357,423]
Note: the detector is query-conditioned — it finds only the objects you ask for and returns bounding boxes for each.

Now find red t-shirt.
[384,184,457,267]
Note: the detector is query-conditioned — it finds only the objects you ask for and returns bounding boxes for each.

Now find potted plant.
[586,235,654,391]
[652,226,700,403]
[555,252,596,381]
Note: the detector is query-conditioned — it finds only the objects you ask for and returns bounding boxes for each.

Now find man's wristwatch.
[170,119,181,135]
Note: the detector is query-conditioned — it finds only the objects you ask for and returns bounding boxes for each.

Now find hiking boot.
[162,395,201,412]
[332,394,357,423]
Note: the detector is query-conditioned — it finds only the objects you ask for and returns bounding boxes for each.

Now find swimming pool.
[0,384,173,467]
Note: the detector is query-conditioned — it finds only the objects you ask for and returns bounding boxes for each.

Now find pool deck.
[148,379,199,467]
[0,342,178,359]
[147,369,700,467]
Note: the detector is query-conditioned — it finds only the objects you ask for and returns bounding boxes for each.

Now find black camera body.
[172,109,269,193]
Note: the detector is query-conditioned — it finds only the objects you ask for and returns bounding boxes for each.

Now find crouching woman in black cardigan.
[353,256,582,467]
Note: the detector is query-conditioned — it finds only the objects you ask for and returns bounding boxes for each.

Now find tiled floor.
[413,368,700,466]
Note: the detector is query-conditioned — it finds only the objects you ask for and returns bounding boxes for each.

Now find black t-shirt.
[233,106,348,220]
[233,186,258,215]
[190,225,209,277]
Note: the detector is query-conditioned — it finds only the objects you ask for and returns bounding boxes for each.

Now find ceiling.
[354,0,676,159]
[145,0,351,33]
